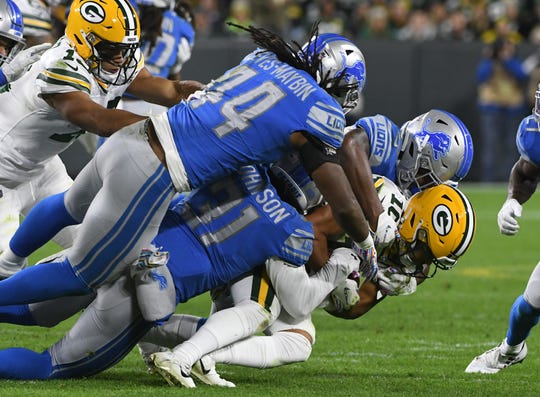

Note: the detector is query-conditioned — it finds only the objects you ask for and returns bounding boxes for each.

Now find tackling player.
[0,165,358,380]
[141,180,476,388]
[0,24,379,311]
[465,84,540,374]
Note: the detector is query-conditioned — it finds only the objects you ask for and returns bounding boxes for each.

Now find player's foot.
[138,343,168,374]
[0,254,27,280]
[149,351,196,388]
[191,355,235,387]
[465,341,527,374]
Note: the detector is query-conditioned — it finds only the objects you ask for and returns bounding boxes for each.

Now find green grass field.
[1,183,539,397]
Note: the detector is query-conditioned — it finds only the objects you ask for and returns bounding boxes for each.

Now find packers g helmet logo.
[80,2,105,24]
[432,204,452,236]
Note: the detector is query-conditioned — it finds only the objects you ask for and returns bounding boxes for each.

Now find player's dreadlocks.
[228,22,334,90]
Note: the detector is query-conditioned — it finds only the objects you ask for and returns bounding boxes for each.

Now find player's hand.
[2,43,51,82]
[376,267,417,296]
[374,210,399,249]
[352,234,378,281]
[497,198,522,235]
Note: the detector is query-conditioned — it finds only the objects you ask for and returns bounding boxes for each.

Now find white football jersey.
[0,36,143,188]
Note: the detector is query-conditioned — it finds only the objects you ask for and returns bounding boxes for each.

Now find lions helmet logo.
[415,117,452,161]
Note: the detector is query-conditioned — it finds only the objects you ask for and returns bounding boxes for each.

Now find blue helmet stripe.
[440,110,474,180]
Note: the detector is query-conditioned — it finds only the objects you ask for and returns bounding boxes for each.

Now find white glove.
[352,234,378,281]
[374,210,399,249]
[376,266,417,296]
[497,198,522,235]
[2,43,51,82]
[326,277,360,313]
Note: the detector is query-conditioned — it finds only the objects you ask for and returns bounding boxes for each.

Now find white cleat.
[192,355,235,388]
[465,342,528,374]
[149,351,196,388]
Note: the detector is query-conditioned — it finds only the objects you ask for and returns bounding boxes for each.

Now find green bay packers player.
[0,0,201,274]
[143,179,476,388]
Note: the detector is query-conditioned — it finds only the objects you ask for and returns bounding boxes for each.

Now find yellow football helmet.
[65,0,140,85]
[397,183,476,275]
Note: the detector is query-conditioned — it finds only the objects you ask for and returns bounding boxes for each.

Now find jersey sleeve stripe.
[38,69,91,94]
[22,16,51,31]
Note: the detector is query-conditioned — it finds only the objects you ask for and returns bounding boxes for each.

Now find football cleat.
[191,356,236,387]
[465,341,528,374]
[149,351,196,388]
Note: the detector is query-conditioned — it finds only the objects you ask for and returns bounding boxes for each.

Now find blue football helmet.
[301,33,366,114]
[0,0,25,66]
[516,113,540,166]
[396,109,474,195]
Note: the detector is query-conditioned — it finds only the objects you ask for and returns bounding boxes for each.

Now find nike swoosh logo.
[65,62,79,71]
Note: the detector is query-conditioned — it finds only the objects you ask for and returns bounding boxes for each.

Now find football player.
[141,180,476,388]
[465,83,540,374]
[0,0,202,276]
[0,25,379,310]
[271,109,474,247]
[0,165,359,380]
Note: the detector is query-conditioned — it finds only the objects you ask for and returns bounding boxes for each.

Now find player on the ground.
[141,181,476,388]
[0,165,360,380]
[465,84,540,374]
[0,0,201,277]
[0,25,378,310]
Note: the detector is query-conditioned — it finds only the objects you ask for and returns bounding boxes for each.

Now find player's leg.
[151,268,279,387]
[465,261,540,374]
[209,315,315,368]
[0,122,175,304]
[0,274,152,380]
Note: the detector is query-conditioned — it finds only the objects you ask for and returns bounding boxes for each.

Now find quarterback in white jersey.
[142,178,476,387]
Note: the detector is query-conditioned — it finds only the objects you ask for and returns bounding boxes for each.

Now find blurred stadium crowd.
[191,0,540,44]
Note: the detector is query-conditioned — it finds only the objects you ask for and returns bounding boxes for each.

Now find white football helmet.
[396,109,474,196]
[301,33,366,114]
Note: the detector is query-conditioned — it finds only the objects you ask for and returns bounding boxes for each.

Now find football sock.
[172,301,271,369]
[0,259,91,305]
[10,192,78,257]
[505,294,540,347]
[0,349,52,379]
[210,331,312,368]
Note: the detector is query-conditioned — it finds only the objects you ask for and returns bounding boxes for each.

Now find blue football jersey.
[165,50,346,189]
[142,10,194,78]
[354,114,403,182]
[153,165,314,303]
[516,115,540,166]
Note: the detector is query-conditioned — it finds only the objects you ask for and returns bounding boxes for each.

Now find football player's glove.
[376,266,417,296]
[2,43,51,82]
[497,198,522,235]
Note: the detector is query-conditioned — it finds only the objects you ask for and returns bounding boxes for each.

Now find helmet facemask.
[85,33,139,85]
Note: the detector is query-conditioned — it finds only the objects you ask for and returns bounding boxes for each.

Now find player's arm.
[507,157,540,204]
[42,91,147,137]
[304,204,343,272]
[339,128,384,231]
[290,132,371,245]
[126,67,204,107]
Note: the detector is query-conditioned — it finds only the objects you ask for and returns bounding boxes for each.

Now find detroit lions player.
[142,181,476,387]
[0,165,360,380]
[271,109,474,247]
[465,84,540,374]
[0,25,377,309]
[0,0,201,277]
